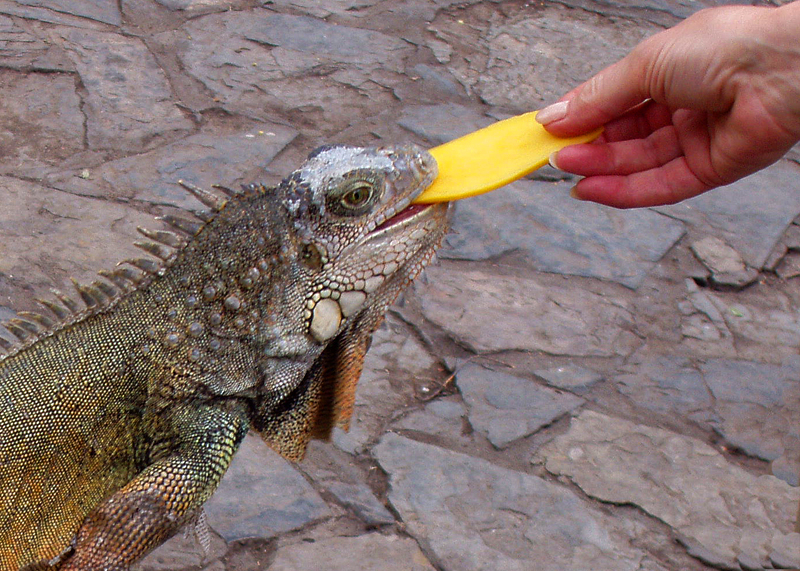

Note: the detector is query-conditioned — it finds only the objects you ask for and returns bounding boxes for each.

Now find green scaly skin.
[0,144,449,571]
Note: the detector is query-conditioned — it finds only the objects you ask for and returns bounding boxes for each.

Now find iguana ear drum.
[300,243,324,271]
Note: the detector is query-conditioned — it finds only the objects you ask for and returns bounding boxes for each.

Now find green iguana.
[0,144,449,570]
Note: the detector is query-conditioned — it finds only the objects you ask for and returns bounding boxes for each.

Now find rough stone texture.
[539,411,800,570]
[441,178,686,288]
[659,162,800,269]
[133,525,228,571]
[266,0,382,19]
[51,28,193,152]
[375,432,663,571]
[534,364,604,392]
[324,482,395,525]
[691,236,747,274]
[0,0,114,28]
[552,0,752,27]
[677,281,800,363]
[0,15,73,70]
[298,440,394,526]
[0,70,84,176]
[417,264,639,356]
[47,126,297,209]
[394,398,468,443]
[701,358,800,486]
[172,10,408,132]
[268,534,436,571]
[615,354,715,423]
[690,236,760,287]
[0,177,155,293]
[398,103,491,145]
[456,364,583,448]
[155,0,235,10]
[16,0,121,25]
[436,6,656,113]
[203,433,330,542]
[616,356,800,486]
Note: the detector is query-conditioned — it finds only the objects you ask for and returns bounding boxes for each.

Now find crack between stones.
[538,466,708,570]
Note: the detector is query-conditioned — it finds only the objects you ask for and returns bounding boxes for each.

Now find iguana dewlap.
[0,145,449,570]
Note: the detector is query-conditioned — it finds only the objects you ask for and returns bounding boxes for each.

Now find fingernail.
[536,101,568,125]
[548,151,560,170]
[569,186,584,200]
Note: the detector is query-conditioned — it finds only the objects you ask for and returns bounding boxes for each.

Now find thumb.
[537,51,650,137]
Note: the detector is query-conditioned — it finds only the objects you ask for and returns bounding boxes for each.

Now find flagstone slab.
[375,433,664,571]
[417,264,639,356]
[441,178,685,289]
[539,410,800,569]
[204,433,330,542]
[456,364,583,448]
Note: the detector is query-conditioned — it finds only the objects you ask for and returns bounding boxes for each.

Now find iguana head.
[280,143,449,344]
[259,144,449,454]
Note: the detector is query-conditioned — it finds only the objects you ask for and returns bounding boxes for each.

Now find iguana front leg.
[60,403,249,571]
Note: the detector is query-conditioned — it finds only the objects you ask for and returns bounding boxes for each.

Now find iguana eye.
[326,172,384,216]
[342,183,373,208]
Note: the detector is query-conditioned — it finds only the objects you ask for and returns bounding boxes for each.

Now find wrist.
[740,2,800,136]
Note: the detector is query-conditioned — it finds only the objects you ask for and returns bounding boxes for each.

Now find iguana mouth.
[372,203,432,233]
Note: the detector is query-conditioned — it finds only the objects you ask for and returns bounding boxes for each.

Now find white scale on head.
[298,146,394,210]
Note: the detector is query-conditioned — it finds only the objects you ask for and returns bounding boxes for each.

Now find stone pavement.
[0,0,798,569]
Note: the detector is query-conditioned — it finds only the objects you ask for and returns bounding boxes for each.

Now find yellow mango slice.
[412,110,602,204]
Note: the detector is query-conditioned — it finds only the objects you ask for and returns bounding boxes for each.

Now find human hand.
[536,2,800,209]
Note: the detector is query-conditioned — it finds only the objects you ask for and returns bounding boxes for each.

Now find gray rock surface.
[617,354,800,486]
[47,126,297,209]
[417,264,639,356]
[0,72,83,176]
[394,398,468,442]
[534,364,604,392]
[17,0,121,25]
[658,162,800,269]
[441,178,686,288]
[438,7,656,112]
[690,236,759,288]
[0,177,155,292]
[398,103,491,145]
[51,28,193,152]
[0,15,73,70]
[375,432,663,571]
[456,364,583,448]
[172,10,408,132]
[701,358,800,485]
[552,0,751,27]
[539,411,800,570]
[203,433,330,542]
[324,482,395,525]
[268,533,436,571]
[0,0,114,27]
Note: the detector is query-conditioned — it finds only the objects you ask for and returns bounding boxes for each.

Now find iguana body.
[0,145,448,570]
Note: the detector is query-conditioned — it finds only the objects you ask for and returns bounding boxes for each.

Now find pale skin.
[536,1,800,209]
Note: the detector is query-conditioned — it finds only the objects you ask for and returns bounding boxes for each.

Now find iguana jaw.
[370,203,436,235]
